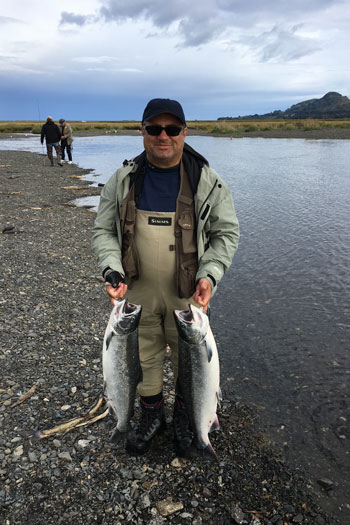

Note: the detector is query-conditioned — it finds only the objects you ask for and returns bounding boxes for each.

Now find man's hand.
[104,270,127,304]
[105,283,128,304]
[193,278,212,312]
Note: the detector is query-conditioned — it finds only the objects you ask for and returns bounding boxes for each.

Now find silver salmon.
[102,299,142,441]
[174,304,221,459]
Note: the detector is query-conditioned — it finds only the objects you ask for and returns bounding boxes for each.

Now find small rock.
[140,493,151,509]
[58,451,72,462]
[28,451,37,462]
[203,487,211,497]
[77,439,91,448]
[293,514,304,523]
[156,499,184,517]
[171,457,187,468]
[317,478,334,491]
[13,445,23,457]
[230,503,245,524]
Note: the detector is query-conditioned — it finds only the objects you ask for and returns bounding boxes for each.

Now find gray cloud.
[59,11,96,26]
[0,16,24,25]
[59,0,340,50]
[249,25,321,62]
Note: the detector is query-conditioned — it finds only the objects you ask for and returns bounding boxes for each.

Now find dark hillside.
[219,92,350,120]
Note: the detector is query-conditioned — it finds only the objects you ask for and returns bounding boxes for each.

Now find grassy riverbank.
[1,118,350,137]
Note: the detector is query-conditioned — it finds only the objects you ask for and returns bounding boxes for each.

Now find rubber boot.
[125,397,166,454]
[173,394,194,457]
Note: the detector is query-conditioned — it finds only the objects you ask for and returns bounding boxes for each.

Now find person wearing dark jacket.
[40,117,62,167]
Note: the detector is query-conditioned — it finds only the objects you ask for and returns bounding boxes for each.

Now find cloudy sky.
[1,0,349,121]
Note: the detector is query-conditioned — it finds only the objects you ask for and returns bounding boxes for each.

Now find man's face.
[141,113,187,168]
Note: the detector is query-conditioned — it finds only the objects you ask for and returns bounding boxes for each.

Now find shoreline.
[0,150,339,524]
[1,126,350,140]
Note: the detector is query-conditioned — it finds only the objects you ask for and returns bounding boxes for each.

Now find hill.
[218,92,350,120]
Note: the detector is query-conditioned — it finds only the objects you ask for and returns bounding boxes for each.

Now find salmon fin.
[108,403,117,420]
[216,387,222,407]
[105,330,114,350]
[206,341,213,362]
[209,414,220,433]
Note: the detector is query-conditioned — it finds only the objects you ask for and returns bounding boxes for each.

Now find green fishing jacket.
[92,146,239,298]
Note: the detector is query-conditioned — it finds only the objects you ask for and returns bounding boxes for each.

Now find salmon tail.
[195,437,218,461]
[202,441,219,461]
[110,426,126,443]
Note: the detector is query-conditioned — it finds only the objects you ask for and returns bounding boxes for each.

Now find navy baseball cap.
[142,98,186,125]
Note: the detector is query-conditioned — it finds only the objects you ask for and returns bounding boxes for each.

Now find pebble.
[317,478,334,490]
[156,500,184,516]
[58,452,73,462]
[13,446,23,457]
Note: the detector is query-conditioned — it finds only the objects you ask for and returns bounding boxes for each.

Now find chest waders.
[121,164,198,396]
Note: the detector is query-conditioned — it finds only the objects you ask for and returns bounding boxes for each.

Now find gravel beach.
[0,150,340,524]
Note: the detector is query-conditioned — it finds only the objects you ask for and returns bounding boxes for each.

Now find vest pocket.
[122,238,139,279]
[178,257,197,298]
[178,213,197,254]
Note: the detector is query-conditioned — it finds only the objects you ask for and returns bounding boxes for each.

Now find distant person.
[59,119,74,164]
[40,116,62,167]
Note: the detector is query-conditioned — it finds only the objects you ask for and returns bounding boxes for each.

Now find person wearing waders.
[59,119,74,164]
[40,116,62,167]
[92,98,239,456]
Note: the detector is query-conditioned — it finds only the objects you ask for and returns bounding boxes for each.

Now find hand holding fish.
[193,278,212,312]
[104,270,128,304]
[105,283,128,304]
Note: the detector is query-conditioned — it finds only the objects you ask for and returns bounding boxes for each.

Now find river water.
[1,134,349,521]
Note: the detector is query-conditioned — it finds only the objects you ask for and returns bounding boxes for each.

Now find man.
[92,98,239,456]
[59,119,74,164]
[40,116,62,167]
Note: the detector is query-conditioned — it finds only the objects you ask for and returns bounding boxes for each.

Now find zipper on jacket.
[199,179,218,220]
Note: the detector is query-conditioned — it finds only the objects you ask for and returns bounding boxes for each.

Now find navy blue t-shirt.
[137,162,180,212]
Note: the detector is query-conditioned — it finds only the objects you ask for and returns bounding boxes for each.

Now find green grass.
[1,118,350,135]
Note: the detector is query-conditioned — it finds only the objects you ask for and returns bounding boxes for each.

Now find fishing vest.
[120,159,199,298]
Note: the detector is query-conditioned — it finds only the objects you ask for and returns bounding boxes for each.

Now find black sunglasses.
[144,125,184,137]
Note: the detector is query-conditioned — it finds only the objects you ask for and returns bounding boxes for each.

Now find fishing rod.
[37,99,46,166]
